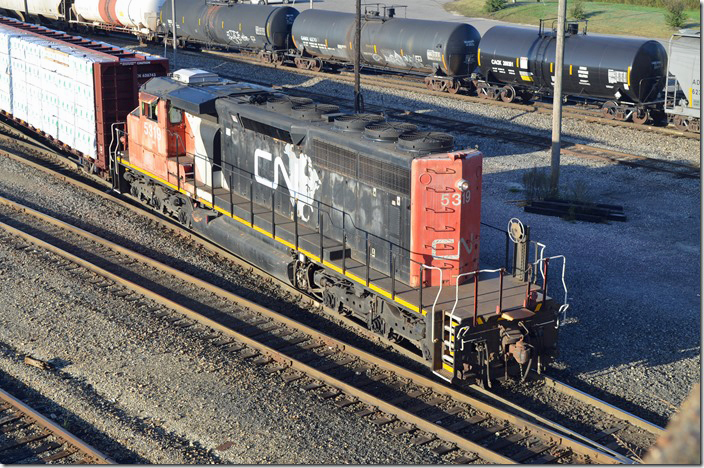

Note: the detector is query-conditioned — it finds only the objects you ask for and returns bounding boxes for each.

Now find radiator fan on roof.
[334,113,385,132]
[363,121,417,142]
[266,95,313,113]
[395,131,454,153]
[290,103,340,120]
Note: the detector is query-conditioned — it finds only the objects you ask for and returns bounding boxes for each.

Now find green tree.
[664,0,688,28]
[570,0,588,19]
[485,0,507,13]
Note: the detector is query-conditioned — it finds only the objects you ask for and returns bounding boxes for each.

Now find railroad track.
[0,386,114,464]
[0,127,666,462]
[0,193,642,464]
[196,48,699,141]
[0,114,672,459]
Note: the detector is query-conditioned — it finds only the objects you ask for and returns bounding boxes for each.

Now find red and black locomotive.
[111,68,569,385]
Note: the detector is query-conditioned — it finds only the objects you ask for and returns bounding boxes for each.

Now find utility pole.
[354,0,363,112]
[550,0,567,194]
[171,0,177,69]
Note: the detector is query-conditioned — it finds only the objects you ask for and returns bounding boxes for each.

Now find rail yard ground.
[0,40,699,462]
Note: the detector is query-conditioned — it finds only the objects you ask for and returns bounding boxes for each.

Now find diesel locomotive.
[111,68,569,384]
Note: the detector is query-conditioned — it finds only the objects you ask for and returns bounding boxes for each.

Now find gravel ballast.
[0,40,698,462]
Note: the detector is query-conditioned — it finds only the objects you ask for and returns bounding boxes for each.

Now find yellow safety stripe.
[689,87,693,107]
[627,66,631,87]
[373,44,377,54]
[119,158,425,315]
[550,62,553,73]
[477,48,481,66]
[516,57,519,67]
[569,64,572,75]
[441,54,447,72]
[442,363,453,372]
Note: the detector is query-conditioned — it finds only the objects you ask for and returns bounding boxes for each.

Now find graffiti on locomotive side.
[254,145,321,222]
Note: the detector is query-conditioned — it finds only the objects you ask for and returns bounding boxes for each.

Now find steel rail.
[0,195,627,464]
[0,135,661,463]
[0,387,115,464]
[0,127,663,462]
[539,374,666,437]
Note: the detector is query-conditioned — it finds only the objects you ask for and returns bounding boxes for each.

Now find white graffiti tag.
[254,144,321,222]
[430,233,476,260]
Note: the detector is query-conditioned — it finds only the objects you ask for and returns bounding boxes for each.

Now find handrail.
[533,254,569,317]
[422,264,443,345]
[451,268,505,329]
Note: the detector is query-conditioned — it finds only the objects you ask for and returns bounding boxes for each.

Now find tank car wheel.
[272,54,285,67]
[310,60,323,72]
[500,85,516,103]
[690,119,700,133]
[673,115,689,132]
[294,58,307,70]
[447,80,462,94]
[602,101,618,120]
[632,108,649,125]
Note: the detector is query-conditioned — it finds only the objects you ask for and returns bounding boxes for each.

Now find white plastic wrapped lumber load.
[0,16,168,173]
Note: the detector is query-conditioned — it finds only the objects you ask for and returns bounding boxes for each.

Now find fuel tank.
[478,25,667,104]
[0,0,63,20]
[292,10,480,77]
[159,1,297,51]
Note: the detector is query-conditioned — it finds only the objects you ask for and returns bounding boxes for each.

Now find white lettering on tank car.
[431,234,476,260]
[255,26,265,35]
[608,69,627,84]
[427,50,441,61]
[254,145,321,222]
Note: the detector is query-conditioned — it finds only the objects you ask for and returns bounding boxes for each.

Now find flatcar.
[476,20,668,124]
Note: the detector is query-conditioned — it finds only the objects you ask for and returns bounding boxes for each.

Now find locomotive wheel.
[602,101,618,120]
[500,85,516,103]
[632,108,649,125]
[447,80,461,94]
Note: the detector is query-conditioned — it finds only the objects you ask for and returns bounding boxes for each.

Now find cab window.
[168,105,182,124]
[141,99,159,122]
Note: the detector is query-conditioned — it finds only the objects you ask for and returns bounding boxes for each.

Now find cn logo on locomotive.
[254,145,321,222]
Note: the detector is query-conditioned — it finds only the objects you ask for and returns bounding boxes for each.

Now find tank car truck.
[109,68,569,385]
